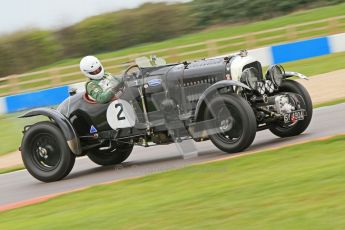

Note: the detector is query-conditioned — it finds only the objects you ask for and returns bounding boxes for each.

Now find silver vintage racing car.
[19,51,312,182]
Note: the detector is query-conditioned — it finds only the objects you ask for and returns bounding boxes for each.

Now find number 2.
[115,103,126,120]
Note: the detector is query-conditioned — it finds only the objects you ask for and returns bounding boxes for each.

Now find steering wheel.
[123,65,143,88]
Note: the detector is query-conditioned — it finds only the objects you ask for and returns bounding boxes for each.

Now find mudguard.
[284,71,309,80]
[194,80,250,120]
[18,107,82,155]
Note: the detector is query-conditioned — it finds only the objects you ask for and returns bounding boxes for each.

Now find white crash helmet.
[80,56,105,80]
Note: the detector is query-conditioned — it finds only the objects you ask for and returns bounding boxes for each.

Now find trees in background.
[57,3,194,57]
[192,0,344,26]
[0,30,62,76]
[0,3,193,77]
[0,0,342,77]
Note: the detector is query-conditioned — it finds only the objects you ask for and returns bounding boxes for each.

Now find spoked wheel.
[204,94,257,153]
[21,121,75,182]
[87,142,134,166]
[269,80,313,137]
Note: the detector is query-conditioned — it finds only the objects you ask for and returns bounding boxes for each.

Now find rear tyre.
[269,80,313,137]
[87,143,133,166]
[204,94,257,153]
[21,121,76,182]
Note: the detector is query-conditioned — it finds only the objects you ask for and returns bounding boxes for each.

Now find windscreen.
[135,56,167,67]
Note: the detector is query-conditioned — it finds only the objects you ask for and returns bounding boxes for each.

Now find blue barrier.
[5,86,69,113]
[271,37,331,64]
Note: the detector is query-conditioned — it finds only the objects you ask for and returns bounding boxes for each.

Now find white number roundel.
[106,99,136,130]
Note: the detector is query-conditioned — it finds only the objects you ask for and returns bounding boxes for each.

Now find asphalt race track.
[1,103,345,207]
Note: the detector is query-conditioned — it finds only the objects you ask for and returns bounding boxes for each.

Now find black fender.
[284,71,309,80]
[194,80,250,121]
[18,107,82,155]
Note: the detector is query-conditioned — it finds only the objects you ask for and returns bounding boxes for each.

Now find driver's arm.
[86,81,114,104]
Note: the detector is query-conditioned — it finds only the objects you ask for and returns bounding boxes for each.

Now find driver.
[80,55,123,104]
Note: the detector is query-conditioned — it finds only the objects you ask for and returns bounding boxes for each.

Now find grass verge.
[314,97,345,108]
[0,136,345,229]
[0,165,24,174]
[281,52,345,76]
[0,112,48,156]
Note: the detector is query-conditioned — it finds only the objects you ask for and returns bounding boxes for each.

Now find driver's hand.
[101,77,121,92]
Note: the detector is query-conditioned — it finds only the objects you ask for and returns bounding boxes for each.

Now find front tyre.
[269,80,313,137]
[21,121,76,182]
[87,143,133,166]
[205,94,257,153]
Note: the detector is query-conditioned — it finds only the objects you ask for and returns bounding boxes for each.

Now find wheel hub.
[31,133,61,170]
[220,118,233,132]
[37,147,48,159]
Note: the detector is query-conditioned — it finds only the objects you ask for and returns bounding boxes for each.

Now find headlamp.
[266,65,284,87]
[240,68,259,90]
